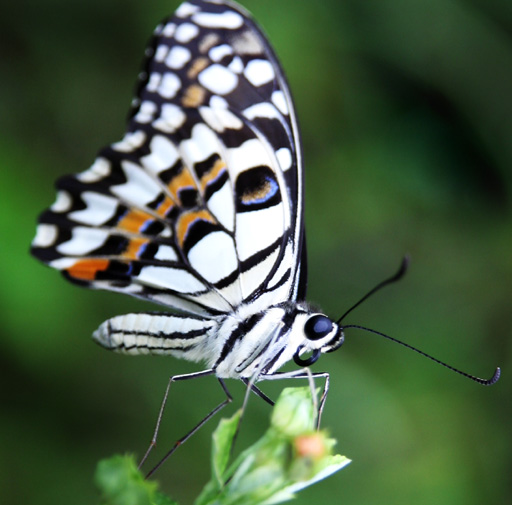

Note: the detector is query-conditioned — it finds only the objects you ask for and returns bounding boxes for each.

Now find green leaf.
[212,410,242,487]
[95,455,177,505]
[195,387,350,505]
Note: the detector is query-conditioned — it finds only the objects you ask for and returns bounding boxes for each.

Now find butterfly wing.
[31,0,306,318]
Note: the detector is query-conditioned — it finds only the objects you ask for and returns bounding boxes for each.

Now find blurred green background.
[1,0,510,504]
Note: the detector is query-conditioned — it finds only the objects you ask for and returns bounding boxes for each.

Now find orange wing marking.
[168,168,198,204]
[200,159,227,191]
[187,57,209,79]
[199,33,220,53]
[154,195,174,218]
[176,209,216,247]
[182,85,206,107]
[66,259,110,281]
[117,208,155,233]
[122,237,150,260]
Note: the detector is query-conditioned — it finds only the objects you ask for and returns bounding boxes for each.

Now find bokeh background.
[1,0,511,504]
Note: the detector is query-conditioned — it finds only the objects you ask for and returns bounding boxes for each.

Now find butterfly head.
[293,313,344,367]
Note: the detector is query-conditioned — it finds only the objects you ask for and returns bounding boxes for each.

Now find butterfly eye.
[304,315,333,341]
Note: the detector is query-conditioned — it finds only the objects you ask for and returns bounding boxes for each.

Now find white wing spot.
[199,107,223,132]
[209,44,233,62]
[276,147,293,171]
[159,73,181,99]
[228,56,244,74]
[113,161,162,206]
[181,123,221,166]
[244,59,275,87]
[207,181,234,231]
[192,12,243,29]
[162,23,176,37]
[112,131,147,152]
[154,45,169,62]
[154,245,178,261]
[243,102,279,120]
[141,135,180,174]
[134,101,157,124]
[165,46,191,69]
[50,191,72,213]
[209,95,228,109]
[200,106,243,132]
[198,64,238,95]
[33,224,58,248]
[215,108,243,129]
[175,2,200,17]
[272,90,289,115]
[227,139,272,177]
[49,258,78,270]
[146,73,162,92]
[77,158,111,183]
[153,103,187,133]
[57,227,110,256]
[69,192,118,226]
[175,23,199,43]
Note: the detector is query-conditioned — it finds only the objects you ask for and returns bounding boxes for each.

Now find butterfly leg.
[240,378,275,406]
[140,370,232,477]
[259,370,330,429]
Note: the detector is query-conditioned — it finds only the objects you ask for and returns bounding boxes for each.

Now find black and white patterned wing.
[31,0,306,318]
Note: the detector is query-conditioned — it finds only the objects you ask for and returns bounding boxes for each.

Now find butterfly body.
[93,301,343,379]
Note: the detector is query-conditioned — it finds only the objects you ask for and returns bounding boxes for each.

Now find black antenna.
[343,324,501,386]
[337,255,410,324]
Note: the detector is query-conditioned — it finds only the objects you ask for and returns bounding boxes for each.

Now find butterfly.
[31,0,500,468]
[31,0,344,432]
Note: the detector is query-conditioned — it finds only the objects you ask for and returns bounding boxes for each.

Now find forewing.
[31,0,306,316]
[130,0,306,305]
